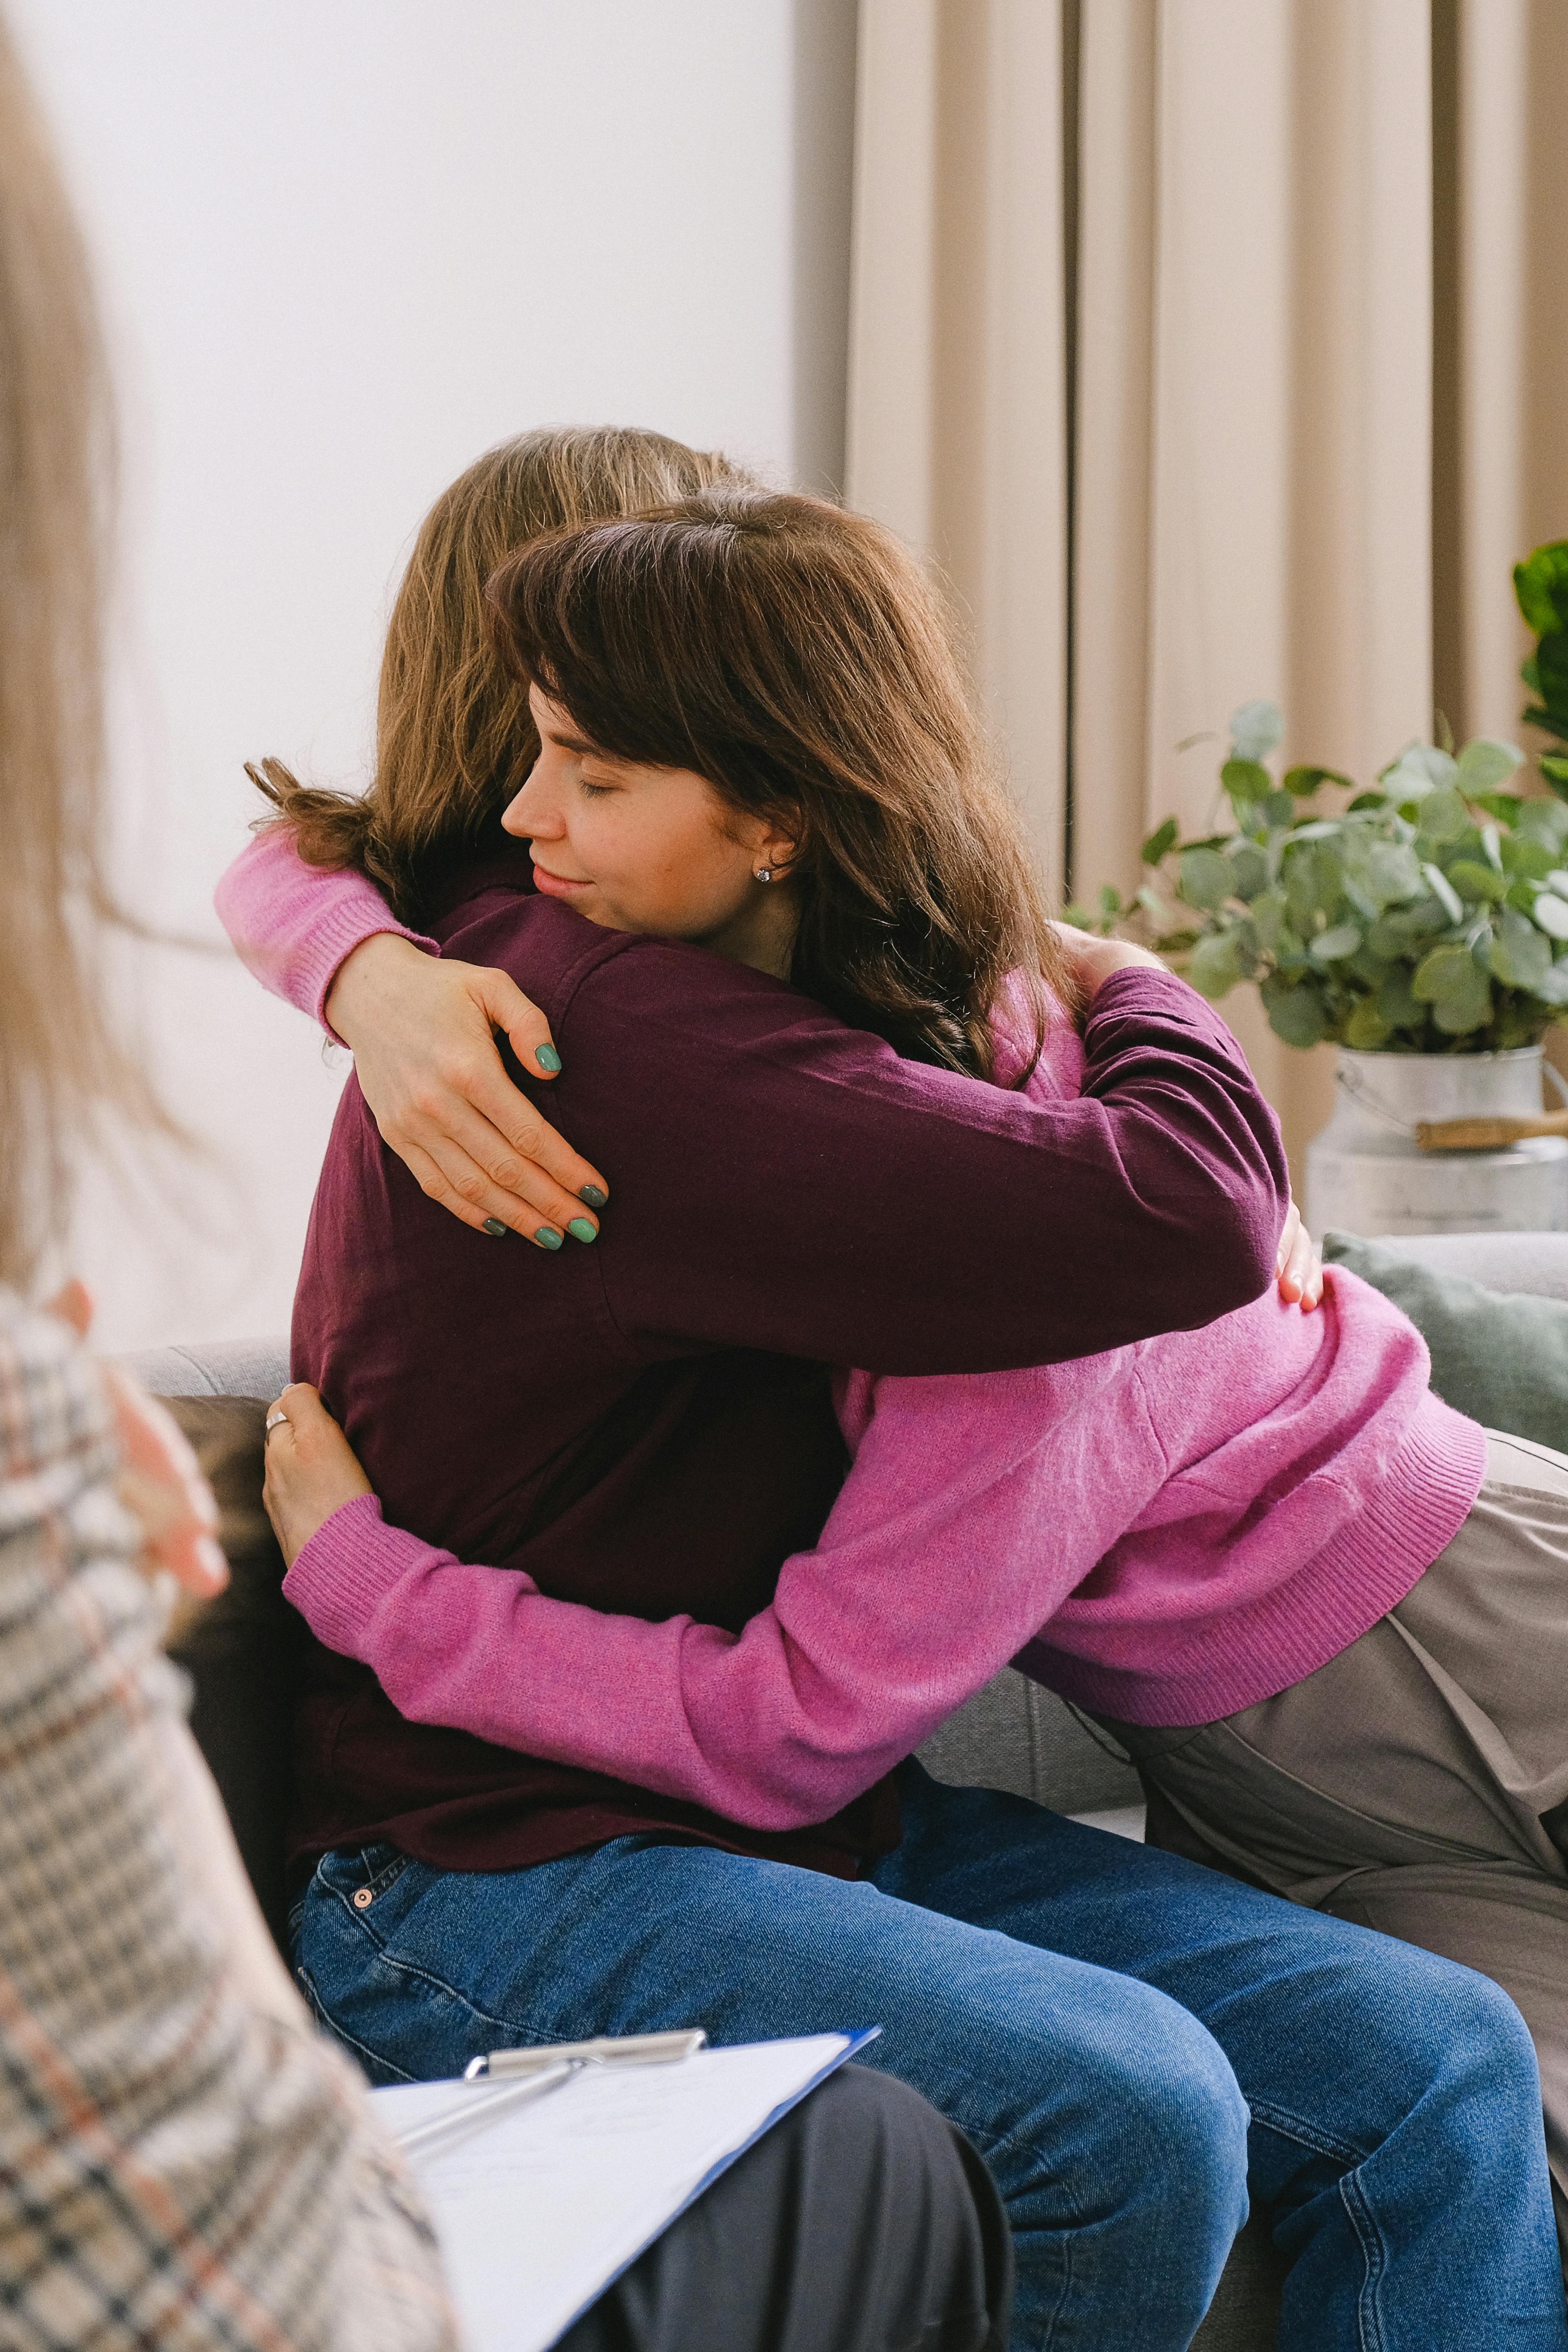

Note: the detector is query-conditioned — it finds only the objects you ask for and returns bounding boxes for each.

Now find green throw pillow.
[1322,1230,1568,1453]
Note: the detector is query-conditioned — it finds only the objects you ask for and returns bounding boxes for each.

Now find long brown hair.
[486,493,1072,1079]
[0,26,157,1284]
[249,427,751,925]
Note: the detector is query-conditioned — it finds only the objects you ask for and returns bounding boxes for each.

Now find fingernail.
[482,1217,509,1238]
[578,1183,608,1209]
[567,1217,598,1244]
[534,1225,564,1250]
[535,1045,562,1074]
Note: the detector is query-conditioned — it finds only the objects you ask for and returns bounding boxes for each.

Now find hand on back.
[324,934,609,1250]
[1049,925,1321,1312]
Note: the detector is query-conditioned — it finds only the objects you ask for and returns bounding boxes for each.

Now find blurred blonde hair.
[0,25,153,1285]
[249,427,754,925]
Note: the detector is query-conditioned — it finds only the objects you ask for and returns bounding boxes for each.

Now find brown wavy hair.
[485,493,1072,1080]
[0,25,162,1283]
[248,427,751,926]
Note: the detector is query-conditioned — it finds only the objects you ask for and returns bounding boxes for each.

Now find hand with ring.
[262,1382,374,1569]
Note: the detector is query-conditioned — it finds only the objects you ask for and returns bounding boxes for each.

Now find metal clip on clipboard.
[393,2031,708,2161]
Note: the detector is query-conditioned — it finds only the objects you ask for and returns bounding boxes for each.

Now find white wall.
[8,0,853,1351]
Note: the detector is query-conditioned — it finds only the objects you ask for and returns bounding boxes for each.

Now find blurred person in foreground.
[0,24,1010,2350]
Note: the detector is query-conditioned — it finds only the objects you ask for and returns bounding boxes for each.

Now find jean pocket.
[316,1839,415,1914]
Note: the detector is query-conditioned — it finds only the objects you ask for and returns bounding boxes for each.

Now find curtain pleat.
[848,0,1567,1183]
[847,0,1069,895]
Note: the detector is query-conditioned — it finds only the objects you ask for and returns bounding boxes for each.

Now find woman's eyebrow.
[545,724,617,760]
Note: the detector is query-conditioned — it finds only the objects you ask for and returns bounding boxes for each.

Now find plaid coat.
[0,1294,456,2351]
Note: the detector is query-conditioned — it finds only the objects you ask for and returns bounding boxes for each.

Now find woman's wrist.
[322,931,433,1050]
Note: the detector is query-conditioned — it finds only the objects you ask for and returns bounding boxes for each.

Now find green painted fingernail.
[567,1217,598,1244]
[482,1217,508,1238]
[578,1183,608,1209]
[535,1044,562,1073]
[534,1225,564,1250]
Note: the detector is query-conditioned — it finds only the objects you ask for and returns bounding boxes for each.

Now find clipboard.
[371,2028,880,2352]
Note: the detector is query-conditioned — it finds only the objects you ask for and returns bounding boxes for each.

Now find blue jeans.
[295,1762,1565,2350]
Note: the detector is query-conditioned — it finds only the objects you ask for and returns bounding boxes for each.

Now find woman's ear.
[759,819,803,878]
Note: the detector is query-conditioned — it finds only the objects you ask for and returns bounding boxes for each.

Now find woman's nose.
[502,769,557,838]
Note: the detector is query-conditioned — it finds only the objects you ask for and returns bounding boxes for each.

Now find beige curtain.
[847,0,1568,1183]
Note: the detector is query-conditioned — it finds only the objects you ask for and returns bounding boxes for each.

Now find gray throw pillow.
[1322,1230,1568,1454]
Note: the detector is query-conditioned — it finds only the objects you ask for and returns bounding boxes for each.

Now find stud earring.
[754,866,773,883]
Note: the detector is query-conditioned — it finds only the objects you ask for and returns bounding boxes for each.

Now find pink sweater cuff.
[283,1493,430,1657]
[213,830,437,1034]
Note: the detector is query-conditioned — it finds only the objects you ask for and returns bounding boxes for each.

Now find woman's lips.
[531,862,592,898]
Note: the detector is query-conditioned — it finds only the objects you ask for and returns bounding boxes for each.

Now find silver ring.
[264,1410,289,1435]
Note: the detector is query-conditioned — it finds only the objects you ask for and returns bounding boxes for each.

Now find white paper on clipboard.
[371,2028,879,2352]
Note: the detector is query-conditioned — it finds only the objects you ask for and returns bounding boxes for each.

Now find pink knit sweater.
[219,829,1488,1830]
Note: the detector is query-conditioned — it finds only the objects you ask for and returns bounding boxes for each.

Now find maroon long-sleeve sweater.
[289,858,1288,1881]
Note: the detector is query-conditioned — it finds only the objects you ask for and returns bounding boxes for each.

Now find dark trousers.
[560,2065,1012,2352]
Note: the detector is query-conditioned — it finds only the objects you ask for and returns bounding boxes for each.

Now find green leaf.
[1381,744,1457,798]
[1220,759,1270,812]
[1377,967,1424,1028]
[1098,882,1123,920]
[1541,754,1568,803]
[1228,699,1284,761]
[1537,632,1568,724]
[1283,840,1344,933]
[1308,922,1362,964]
[1487,907,1553,992]
[1187,932,1244,999]
[1351,839,1424,909]
[1249,888,1288,952]
[1346,790,1387,813]
[1260,972,1328,1048]
[1444,859,1509,903]
[1514,540,1568,637]
[1344,999,1392,1050]
[1261,792,1296,829]
[1415,789,1469,845]
[1455,738,1524,793]
[1141,817,1178,867]
[1412,945,1491,1032]
[1517,795,1568,846]
[1281,764,1353,798]
[1227,841,1271,902]
[1502,832,1557,880]
[1474,791,1526,824]
[1421,862,1465,923]
[1178,847,1234,911]
[1532,962,1568,1007]
[1433,980,1494,1035]
[1534,893,1568,942]
[1289,819,1343,841]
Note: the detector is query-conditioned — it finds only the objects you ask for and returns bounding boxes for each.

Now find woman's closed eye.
[578,775,619,799]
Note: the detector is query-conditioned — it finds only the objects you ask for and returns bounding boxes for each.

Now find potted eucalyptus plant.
[1065,543,1568,1235]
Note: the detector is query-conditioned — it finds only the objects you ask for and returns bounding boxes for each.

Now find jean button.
[352,1887,374,1910]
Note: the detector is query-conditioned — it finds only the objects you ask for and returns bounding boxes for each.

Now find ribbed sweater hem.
[303,908,436,1034]
[284,1493,432,1651]
[1025,1391,1488,1727]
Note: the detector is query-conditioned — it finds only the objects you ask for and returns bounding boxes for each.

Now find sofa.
[126,1227,1568,2352]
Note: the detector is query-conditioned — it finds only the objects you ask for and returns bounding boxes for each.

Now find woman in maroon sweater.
[255,485,1564,2351]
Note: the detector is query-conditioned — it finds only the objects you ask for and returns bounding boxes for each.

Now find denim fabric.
[295,1762,1566,2351]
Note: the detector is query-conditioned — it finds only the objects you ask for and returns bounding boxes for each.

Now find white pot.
[1303,1046,1568,1238]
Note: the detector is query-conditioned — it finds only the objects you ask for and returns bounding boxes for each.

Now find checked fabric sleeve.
[0,1294,456,2352]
